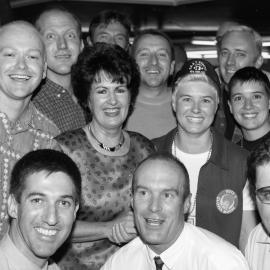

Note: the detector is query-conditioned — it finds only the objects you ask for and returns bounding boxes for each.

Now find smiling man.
[101,153,249,270]
[0,149,81,270]
[125,29,176,139]
[0,21,59,240]
[228,67,270,151]
[87,10,131,51]
[33,6,87,132]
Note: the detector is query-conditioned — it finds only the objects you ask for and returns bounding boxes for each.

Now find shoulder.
[213,129,248,159]
[128,131,155,152]
[152,128,176,152]
[31,104,60,136]
[185,224,249,269]
[55,128,86,143]
[102,237,145,270]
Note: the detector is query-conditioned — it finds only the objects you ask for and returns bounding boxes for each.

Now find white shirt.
[101,223,249,270]
[245,223,270,270]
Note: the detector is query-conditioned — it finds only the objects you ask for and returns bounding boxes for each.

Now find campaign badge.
[216,189,238,214]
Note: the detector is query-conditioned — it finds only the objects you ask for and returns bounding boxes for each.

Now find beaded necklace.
[88,124,124,152]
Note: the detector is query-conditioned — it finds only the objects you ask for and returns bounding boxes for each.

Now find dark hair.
[247,139,270,196]
[72,43,140,115]
[228,67,270,98]
[131,29,175,61]
[133,152,190,201]
[10,149,81,203]
[88,10,131,42]
[34,5,82,37]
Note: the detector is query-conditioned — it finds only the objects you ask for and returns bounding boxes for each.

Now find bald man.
[33,7,87,132]
[0,21,59,239]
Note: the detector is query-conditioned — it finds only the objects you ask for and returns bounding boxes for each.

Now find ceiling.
[1,0,269,65]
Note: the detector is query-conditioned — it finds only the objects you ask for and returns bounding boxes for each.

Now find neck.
[47,70,73,95]
[0,94,31,122]
[9,221,47,268]
[242,121,270,141]
[139,84,170,99]
[175,127,212,154]
[90,120,123,147]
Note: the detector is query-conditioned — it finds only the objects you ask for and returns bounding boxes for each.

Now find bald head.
[0,21,44,53]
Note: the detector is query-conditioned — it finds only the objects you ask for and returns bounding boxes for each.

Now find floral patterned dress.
[54,128,154,270]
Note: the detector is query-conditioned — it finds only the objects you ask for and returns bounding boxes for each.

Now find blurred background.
[1,0,269,69]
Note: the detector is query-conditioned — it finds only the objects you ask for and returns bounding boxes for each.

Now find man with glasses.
[246,140,270,270]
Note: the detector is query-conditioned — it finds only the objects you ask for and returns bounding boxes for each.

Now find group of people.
[0,4,269,270]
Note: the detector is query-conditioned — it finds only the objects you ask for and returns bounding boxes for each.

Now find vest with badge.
[153,128,248,247]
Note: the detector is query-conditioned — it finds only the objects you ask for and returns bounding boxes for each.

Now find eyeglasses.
[256,186,270,204]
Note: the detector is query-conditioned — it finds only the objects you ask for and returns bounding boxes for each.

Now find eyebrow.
[231,91,266,97]
[26,192,75,201]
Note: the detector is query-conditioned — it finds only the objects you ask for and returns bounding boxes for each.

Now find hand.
[107,211,137,244]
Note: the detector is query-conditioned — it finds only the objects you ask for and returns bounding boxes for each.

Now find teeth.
[104,108,119,112]
[187,117,203,122]
[243,113,256,118]
[36,227,57,236]
[146,218,163,226]
[10,74,30,80]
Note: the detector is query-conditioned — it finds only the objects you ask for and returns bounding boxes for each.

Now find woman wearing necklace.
[54,43,154,270]
[152,59,257,251]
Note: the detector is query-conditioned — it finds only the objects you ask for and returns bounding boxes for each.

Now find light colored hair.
[218,24,262,57]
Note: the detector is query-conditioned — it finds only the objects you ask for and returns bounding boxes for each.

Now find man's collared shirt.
[245,222,270,270]
[0,103,59,239]
[101,223,249,270]
[33,78,87,133]
[0,233,60,270]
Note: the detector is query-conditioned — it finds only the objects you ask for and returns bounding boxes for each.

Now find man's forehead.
[221,30,256,48]
[0,23,44,52]
[38,10,79,32]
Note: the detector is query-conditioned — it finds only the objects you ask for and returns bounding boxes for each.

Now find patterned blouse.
[55,128,154,270]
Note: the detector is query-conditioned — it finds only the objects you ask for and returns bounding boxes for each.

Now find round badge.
[216,189,238,214]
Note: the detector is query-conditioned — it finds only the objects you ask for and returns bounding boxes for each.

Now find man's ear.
[86,36,93,47]
[171,90,177,113]
[228,100,233,114]
[255,55,263,69]
[73,203,79,221]
[8,194,18,219]
[183,194,191,215]
[170,60,176,76]
[42,61,47,79]
[80,39,85,52]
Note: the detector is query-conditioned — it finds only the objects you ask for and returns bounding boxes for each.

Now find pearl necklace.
[88,125,124,152]
[172,131,213,215]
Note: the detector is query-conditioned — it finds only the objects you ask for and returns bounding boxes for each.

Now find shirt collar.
[145,224,186,269]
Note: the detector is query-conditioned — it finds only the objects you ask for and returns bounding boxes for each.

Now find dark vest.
[153,128,248,247]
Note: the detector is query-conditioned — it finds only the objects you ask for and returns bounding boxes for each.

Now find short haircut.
[88,10,131,41]
[247,139,270,196]
[132,152,190,201]
[228,66,270,98]
[173,73,220,101]
[131,29,175,61]
[217,24,262,57]
[10,149,81,203]
[72,42,140,115]
[34,5,82,37]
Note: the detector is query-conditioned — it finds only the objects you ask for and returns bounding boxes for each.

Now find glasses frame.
[256,186,270,204]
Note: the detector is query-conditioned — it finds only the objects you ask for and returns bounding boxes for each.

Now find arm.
[71,211,137,244]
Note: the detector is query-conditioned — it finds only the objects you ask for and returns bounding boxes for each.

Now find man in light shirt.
[0,149,81,270]
[102,153,249,270]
